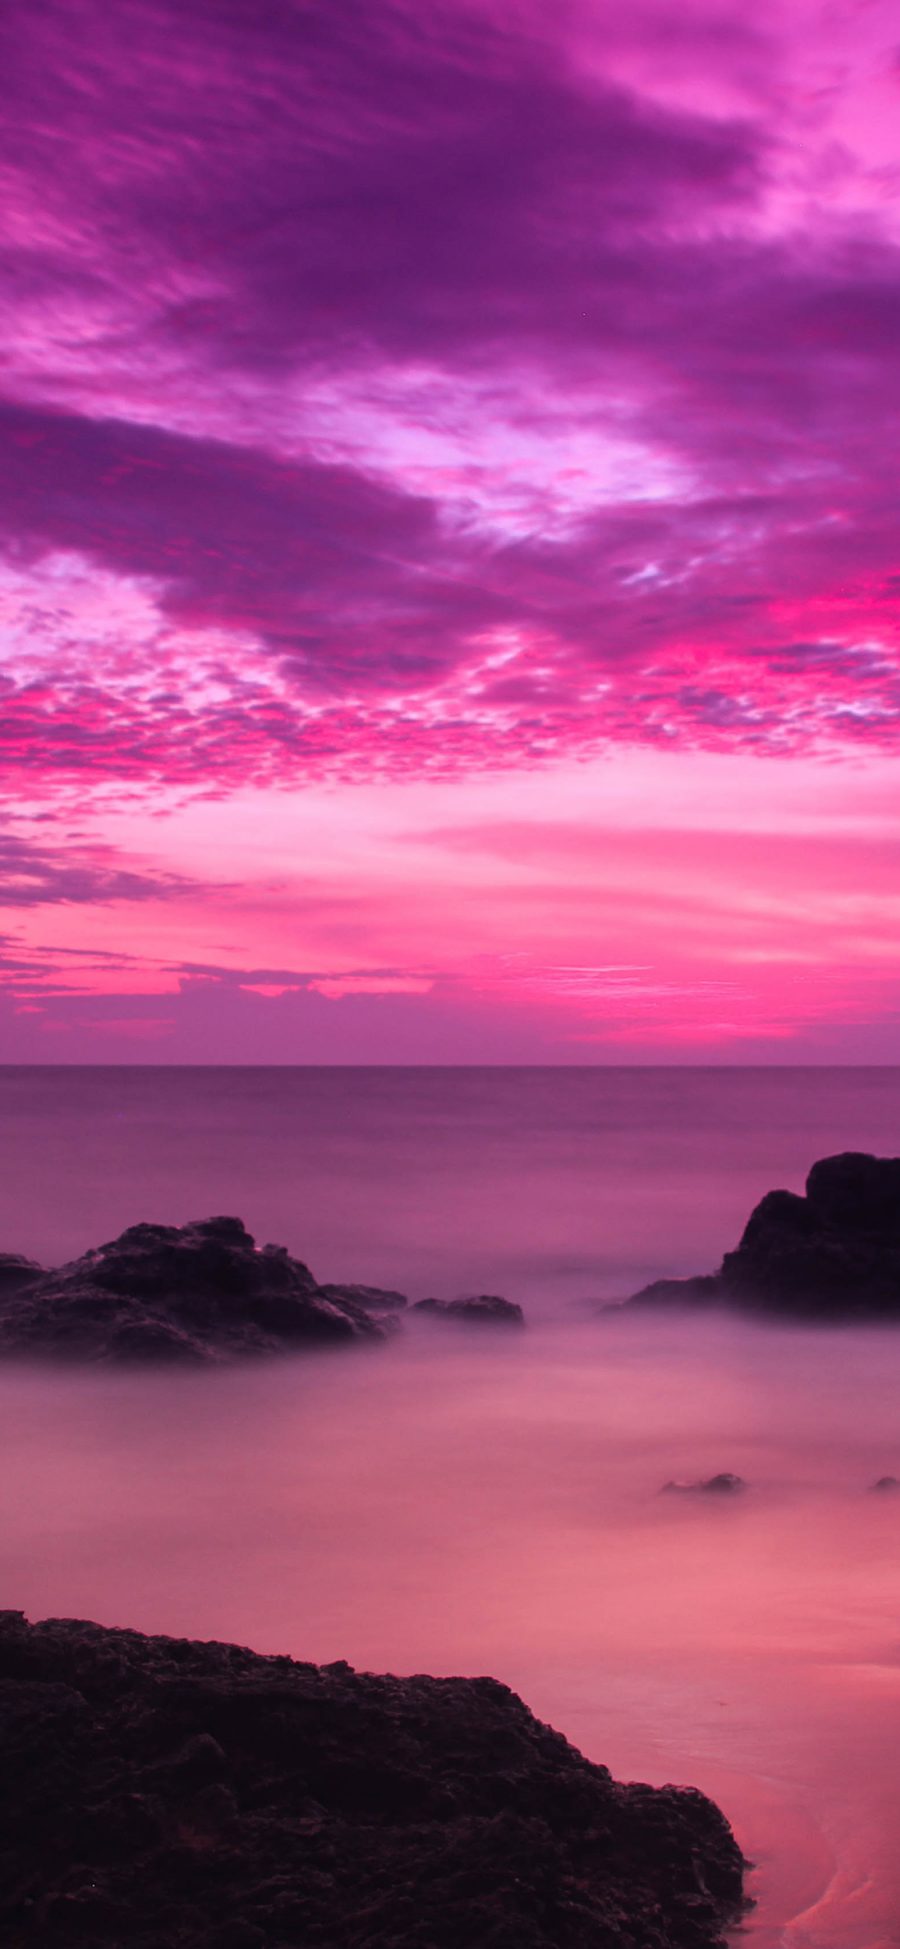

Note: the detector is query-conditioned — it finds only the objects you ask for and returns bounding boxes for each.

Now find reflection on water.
[4,1318,900,1947]
[3,1066,900,1947]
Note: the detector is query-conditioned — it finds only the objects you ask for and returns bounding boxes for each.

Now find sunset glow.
[4,0,900,1058]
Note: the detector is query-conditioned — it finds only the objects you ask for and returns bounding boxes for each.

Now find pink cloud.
[3,0,900,1057]
[308,977,435,1000]
[0,748,898,1058]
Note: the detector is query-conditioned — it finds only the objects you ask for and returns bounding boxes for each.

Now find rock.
[662,1473,747,1496]
[0,1254,42,1294]
[413,1294,525,1326]
[0,1218,389,1365]
[623,1274,723,1310]
[0,1610,747,1949]
[704,1472,747,1494]
[316,1282,409,1312]
[623,1153,900,1321]
[870,1476,900,1493]
[806,1154,900,1237]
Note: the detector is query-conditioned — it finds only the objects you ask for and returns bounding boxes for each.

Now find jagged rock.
[412,1294,525,1326]
[662,1473,747,1496]
[623,1153,900,1320]
[0,1610,747,1949]
[0,1218,388,1365]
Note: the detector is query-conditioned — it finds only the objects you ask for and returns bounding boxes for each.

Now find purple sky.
[3,0,900,1059]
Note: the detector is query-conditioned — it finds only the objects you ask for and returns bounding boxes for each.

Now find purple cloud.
[0,0,898,795]
[0,829,196,906]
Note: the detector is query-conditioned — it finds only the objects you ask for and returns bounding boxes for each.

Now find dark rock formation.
[662,1474,747,1496]
[413,1293,525,1326]
[624,1153,900,1320]
[0,1218,390,1365]
[0,1610,747,1949]
[870,1476,900,1493]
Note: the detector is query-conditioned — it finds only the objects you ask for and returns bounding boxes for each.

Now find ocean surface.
[3,1065,900,1947]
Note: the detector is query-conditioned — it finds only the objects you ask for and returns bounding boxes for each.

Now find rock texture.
[0,1218,395,1364]
[0,1611,747,1949]
[624,1152,900,1320]
[413,1294,525,1327]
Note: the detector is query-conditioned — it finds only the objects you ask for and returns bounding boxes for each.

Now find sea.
[2,1065,900,1948]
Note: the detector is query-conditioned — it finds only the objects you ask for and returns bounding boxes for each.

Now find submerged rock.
[0,1217,388,1365]
[662,1473,747,1496]
[624,1152,900,1321]
[870,1475,900,1493]
[0,1610,747,1949]
[413,1293,526,1326]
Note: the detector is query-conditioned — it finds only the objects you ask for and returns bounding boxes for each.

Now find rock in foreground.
[624,1152,900,1321]
[0,1218,396,1364]
[0,1611,747,1949]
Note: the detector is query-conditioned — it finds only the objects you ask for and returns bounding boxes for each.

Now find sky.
[2,0,900,1062]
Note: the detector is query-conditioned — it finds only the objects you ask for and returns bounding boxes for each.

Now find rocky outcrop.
[624,1153,900,1320]
[0,1218,392,1364]
[412,1294,525,1326]
[0,1610,747,1949]
[0,1216,535,1362]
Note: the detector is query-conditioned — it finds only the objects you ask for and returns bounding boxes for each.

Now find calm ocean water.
[3,1066,900,1947]
[4,1064,900,1303]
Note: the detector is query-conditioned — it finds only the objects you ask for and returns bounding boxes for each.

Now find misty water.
[3,1066,900,1948]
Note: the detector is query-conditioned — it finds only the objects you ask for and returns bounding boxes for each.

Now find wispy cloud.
[0,827,196,907]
